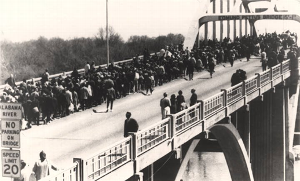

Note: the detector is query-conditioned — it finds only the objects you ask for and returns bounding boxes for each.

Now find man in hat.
[32,151,59,180]
[124,112,139,137]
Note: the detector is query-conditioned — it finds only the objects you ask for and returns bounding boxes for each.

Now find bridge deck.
[1,56,265,180]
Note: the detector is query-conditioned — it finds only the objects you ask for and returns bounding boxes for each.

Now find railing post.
[255,73,261,96]
[221,89,227,106]
[129,132,138,173]
[242,81,246,96]
[199,101,204,121]
[270,67,273,80]
[73,158,83,181]
[242,80,247,104]
[221,89,227,117]
[255,73,261,88]
[167,115,175,150]
[270,67,274,90]
[290,57,300,94]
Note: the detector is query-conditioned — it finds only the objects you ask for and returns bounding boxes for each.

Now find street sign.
[0,103,22,120]
[1,149,21,178]
[1,119,20,148]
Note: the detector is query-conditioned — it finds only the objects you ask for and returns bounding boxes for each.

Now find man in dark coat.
[231,70,241,86]
[190,89,198,106]
[124,112,139,137]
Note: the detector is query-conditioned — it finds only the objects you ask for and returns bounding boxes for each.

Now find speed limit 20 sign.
[1,149,20,178]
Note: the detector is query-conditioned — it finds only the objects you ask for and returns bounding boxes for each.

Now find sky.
[0,0,200,42]
[0,0,300,43]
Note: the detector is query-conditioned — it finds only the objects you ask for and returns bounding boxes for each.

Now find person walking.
[170,94,177,114]
[190,89,197,106]
[79,83,89,111]
[32,151,59,181]
[176,90,185,112]
[261,51,267,71]
[124,112,139,137]
[187,55,196,80]
[106,87,116,112]
[208,55,216,78]
[144,72,153,95]
[160,92,171,119]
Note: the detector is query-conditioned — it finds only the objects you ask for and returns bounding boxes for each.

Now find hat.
[40,151,46,158]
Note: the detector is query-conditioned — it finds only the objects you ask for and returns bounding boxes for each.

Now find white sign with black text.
[0,103,22,120]
[1,149,21,178]
[1,119,21,148]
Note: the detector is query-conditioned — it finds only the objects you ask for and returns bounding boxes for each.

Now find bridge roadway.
[0,56,264,180]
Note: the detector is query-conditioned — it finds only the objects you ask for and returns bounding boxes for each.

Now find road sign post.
[1,103,22,179]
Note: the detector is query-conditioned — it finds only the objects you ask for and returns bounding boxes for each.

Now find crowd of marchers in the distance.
[1,31,299,130]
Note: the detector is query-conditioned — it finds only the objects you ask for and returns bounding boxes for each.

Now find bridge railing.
[244,75,259,95]
[282,60,290,73]
[44,59,292,181]
[260,69,271,86]
[82,137,132,181]
[272,63,282,79]
[135,118,170,156]
[173,103,201,134]
[201,92,225,119]
[40,162,79,181]
[224,82,245,105]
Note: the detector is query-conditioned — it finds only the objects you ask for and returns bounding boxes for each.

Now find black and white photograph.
[1,0,300,180]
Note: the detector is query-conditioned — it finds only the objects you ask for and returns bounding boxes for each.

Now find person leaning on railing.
[124,112,139,137]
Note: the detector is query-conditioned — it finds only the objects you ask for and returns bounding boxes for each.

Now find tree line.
[0,27,184,84]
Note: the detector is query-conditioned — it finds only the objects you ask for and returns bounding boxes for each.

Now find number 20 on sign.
[1,149,21,178]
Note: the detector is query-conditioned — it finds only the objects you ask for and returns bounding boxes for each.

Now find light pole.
[106,0,109,67]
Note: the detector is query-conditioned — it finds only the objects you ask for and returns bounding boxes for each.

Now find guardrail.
[136,118,170,156]
[83,137,132,181]
[36,59,293,181]
[40,162,79,181]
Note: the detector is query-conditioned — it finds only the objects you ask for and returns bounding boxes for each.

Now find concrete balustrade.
[39,162,79,181]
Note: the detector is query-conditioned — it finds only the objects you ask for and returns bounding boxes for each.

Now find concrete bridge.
[4,0,300,181]
[41,56,299,181]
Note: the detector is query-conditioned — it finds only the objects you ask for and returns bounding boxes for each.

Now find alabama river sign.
[0,102,22,120]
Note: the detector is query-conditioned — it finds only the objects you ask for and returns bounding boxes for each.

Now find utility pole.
[106,0,109,67]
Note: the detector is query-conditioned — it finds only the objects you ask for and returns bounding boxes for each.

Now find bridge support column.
[250,84,290,181]
[250,92,273,181]
[239,106,251,156]
[271,84,287,181]
[210,123,254,181]
[230,106,251,157]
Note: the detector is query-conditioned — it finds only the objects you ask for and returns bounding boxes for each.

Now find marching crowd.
[1,31,298,130]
